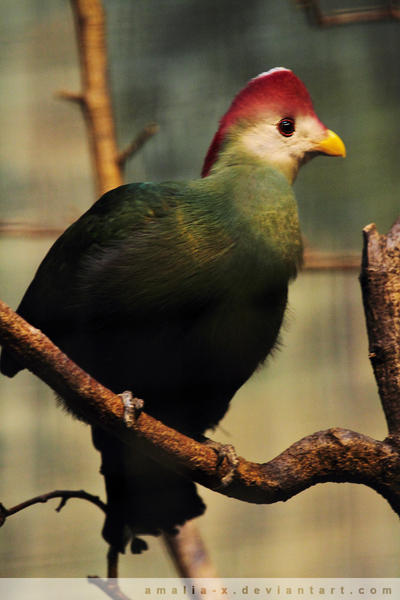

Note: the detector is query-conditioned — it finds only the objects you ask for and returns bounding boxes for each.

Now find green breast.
[192,162,303,294]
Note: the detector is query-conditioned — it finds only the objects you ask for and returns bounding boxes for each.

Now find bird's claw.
[119,390,144,426]
[204,438,239,487]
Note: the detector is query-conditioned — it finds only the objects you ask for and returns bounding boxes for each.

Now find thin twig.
[0,489,106,527]
[88,577,132,600]
[117,123,159,168]
[56,90,85,104]
[87,548,130,599]
[107,546,119,579]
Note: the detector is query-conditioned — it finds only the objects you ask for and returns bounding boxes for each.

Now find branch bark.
[360,218,400,436]
[2,296,400,516]
[68,0,122,195]
[58,0,157,197]
[162,521,218,579]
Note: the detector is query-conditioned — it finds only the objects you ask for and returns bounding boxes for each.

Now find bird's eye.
[278,118,295,137]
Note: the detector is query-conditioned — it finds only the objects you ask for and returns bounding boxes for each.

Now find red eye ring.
[278,118,295,137]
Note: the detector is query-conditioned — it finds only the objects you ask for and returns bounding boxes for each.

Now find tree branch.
[163,521,218,579]
[2,297,400,517]
[303,248,360,271]
[296,1,400,27]
[88,577,132,600]
[67,0,123,195]
[57,0,158,196]
[117,123,159,168]
[360,218,400,436]
[0,489,106,527]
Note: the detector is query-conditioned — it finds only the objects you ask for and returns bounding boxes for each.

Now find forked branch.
[2,246,400,516]
[57,0,157,196]
[0,489,106,527]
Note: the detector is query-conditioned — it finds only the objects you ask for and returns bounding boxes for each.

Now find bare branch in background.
[60,0,122,195]
[57,0,158,197]
[296,0,400,26]
[303,249,360,271]
[117,122,160,168]
[163,521,218,579]
[89,576,132,600]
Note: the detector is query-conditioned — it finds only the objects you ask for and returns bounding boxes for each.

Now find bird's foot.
[203,438,239,487]
[119,391,144,426]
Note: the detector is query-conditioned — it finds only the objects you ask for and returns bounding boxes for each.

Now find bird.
[0,67,345,554]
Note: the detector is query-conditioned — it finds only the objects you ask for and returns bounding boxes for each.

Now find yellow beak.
[316,129,346,157]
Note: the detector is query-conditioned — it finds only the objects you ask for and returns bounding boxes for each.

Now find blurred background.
[0,0,399,578]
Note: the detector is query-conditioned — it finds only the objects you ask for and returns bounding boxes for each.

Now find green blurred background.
[0,0,399,578]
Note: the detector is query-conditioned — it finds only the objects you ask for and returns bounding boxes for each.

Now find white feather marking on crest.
[252,67,291,80]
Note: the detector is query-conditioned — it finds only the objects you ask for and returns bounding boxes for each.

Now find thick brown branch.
[360,218,400,436]
[2,298,400,516]
[60,0,158,197]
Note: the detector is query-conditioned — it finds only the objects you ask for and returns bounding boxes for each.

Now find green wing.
[1,180,234,375]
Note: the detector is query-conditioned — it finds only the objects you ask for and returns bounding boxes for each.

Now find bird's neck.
[205,148,298,223]
[196,158,303,280]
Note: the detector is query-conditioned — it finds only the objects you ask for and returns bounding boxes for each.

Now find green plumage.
[1,65,345,554]
[1,161,302,552]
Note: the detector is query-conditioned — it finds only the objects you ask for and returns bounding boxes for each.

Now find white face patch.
[238,114,326,183]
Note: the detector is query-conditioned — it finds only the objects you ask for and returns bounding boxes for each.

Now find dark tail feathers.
[92,426,205,553]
